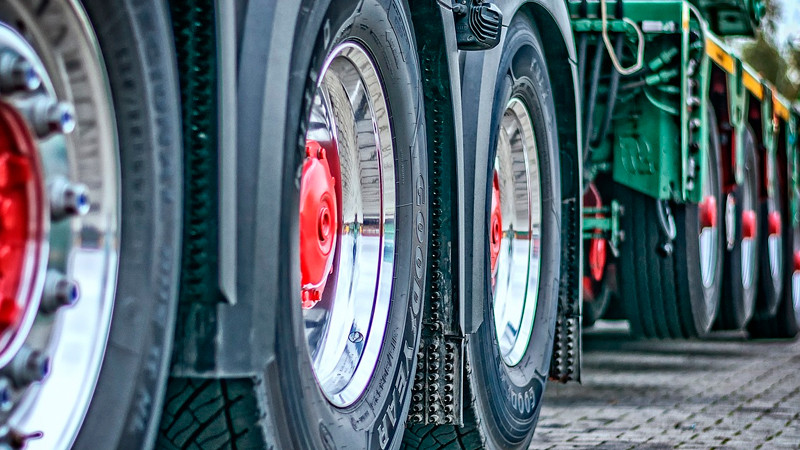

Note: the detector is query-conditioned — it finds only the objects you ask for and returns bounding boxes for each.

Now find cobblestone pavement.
[531,321,800,449]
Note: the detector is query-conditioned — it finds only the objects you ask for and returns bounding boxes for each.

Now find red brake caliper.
[768,211,781,237]
[584,184,607,289]
[741,209,756,239]
[490,171,502,283]
[794,249,800,274]
[699,195,717,229]
[299,140,339,309]
[0,103,41,333]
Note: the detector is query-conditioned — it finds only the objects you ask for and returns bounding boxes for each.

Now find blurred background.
[738,0,800,99]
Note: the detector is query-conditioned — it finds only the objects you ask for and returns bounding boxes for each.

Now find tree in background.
[740,0,800,100]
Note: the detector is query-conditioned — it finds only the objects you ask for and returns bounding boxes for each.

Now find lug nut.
[0,53,41,93]
[1,346,50,389]
[24,98,75,138]
[0,378,11,411]
[39,270,80,314]
[49,176,90,220]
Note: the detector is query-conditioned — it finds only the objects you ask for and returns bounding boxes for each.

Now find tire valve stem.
[348,331,363,343]
[0,425,43,450]
[39,270,80,314]
[48,177,90,221]
[0,346,50,389]
[0,53,41,93]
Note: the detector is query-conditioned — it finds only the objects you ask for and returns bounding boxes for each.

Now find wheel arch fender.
[460,0,583,356]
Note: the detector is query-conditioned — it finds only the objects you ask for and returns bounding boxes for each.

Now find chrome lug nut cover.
[0,347,49,389]
[39,271,79,314]
[0,52,40,94]
[48,177,90,220]
[23,99,75,138]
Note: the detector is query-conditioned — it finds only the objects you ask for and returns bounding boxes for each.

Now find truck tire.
[583,264,616,328]
[158,1,428,449]
[754,142,786,319]
[749,153,799,338]
[617,108,723,338]
[0,1,183,448]
[404,13,561,449]
[719,127,759,329]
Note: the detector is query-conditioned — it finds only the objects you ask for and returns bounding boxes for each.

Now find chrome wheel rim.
[0,2,120,448]
[793,225,800,324]
[767,197,783,282]
[698,150,719,289]
[492,98,542,367]
[741,163,757,290]
[301,42,395,408]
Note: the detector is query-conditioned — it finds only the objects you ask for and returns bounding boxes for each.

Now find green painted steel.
[570,0,797,207]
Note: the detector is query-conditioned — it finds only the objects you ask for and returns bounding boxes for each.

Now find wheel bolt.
[0,53,41,93]
[24,98,75,137]
[0,378,11,411]
[39,270,80,314]
[49,176,90,220]
[1,346,50,389]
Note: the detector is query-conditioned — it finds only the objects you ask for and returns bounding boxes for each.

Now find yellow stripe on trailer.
[743,70,763,99]
[774,93,790,121]
[705,37,734,74]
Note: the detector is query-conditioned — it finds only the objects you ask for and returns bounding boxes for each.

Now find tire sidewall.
[270,1,426,448]
[64,0,183,447]
[470,14,560,447]
[726,131,760,327]
[683,109,724,334]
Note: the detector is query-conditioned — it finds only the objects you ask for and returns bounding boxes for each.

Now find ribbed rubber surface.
[616,186,696,338]
[403,382,483,449]
[157,379,265,449]
[170,0,219,307]
[168,0,220,370]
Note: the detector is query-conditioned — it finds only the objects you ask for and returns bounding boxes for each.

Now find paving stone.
[530,324,800,449]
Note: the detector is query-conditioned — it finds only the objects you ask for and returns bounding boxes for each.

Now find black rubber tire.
[158,1,428,449]
[749,151,800,338]
[750,225,800,338]
[718,127,760,329]
[583,263,616,328]
[616,109,723,338]
[753,143,787,319]
[404,14,561,449]
[42,1,184,448]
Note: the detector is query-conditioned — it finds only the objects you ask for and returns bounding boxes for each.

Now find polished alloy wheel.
[698,149,720,290]
[492,98,542,367]
[792,226,800,325]
[741,161,758,290]
[0,4,120,448]
[300,42,395,408]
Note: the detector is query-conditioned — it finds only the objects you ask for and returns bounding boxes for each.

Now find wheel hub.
[584,184,607,283]
[0,103,43,338]
[742,209,756,239]
[299,140,339,309]
[489,171,502,280]
[0,10,121,447]
[699,195,717,228]
[768,211,781,236]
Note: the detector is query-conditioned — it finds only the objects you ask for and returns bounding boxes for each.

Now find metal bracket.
[583,199,623,256]
[452,0,502,50]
